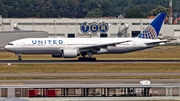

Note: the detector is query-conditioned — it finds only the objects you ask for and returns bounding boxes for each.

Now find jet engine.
[62,48,79,58]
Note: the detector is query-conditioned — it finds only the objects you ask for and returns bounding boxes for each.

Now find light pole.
[9,20,11,31]
[54,20,56,37]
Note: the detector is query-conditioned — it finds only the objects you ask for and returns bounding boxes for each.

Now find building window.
[2,23,10,25]
[174,29,180,32]
[132,31,140,37]
[142,23,150,25]
[68,34,75,38]
[56,33,65,36]
[100,33,108,38]
[121,23,125,25]
[48,34,55,36]
[34,23,54,25]
[78,23,83,25]
[18,23,33,25]
[1,88,8,97]
[111,23,118,25]
[132,23,141,25]
[56,23,76,25]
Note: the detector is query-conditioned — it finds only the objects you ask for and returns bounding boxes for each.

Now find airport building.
[0,16,180,39]
[0,83,180,101]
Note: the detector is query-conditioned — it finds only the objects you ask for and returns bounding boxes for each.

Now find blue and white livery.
[5,13,168,61]
[138,12,165,39]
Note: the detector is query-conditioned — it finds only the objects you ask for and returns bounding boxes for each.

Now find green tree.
[0,0,179,18]
[150,5,168,16]
[1,8,8,18]
[125,7,147,18]
[99,0,113,16]
[86,8,103,17]
[75,3,88,18]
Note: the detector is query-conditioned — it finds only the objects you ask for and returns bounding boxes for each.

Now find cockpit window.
[8,43,13,45]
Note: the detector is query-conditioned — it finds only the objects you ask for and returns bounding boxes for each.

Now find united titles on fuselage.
[32,40,63,44]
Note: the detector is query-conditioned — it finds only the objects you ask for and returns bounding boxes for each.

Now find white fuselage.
[5,38,164,54]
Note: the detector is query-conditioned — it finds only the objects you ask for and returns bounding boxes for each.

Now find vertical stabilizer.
[137,13,166,39]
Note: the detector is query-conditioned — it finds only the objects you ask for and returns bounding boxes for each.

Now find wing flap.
[78,40,131,50]
[57,40,131,52]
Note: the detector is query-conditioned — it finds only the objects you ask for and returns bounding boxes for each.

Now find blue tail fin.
[137,12,166,39]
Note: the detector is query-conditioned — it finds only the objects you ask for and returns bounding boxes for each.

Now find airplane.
[4,12,168,61]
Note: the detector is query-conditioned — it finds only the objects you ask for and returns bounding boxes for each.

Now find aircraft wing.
[78,40,131,50]
[144,40,169,45]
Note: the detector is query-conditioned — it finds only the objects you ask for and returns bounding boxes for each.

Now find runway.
[0,60,180,64]
[0,59,179,85]
[0,79,180,84]
[0,73,179,77]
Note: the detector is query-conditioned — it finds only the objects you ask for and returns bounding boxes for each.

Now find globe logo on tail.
[138,25,157,39]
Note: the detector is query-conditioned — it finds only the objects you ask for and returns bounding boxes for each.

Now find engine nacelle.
[62,48,78,58]
[52,54,62,58]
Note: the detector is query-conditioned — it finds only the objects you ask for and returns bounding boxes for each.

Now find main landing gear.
[78,52,96,61]
[78,57,96,61]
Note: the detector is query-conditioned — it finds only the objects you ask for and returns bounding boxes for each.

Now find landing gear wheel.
[92,58,96,61]
[78,57,83,61]
[78,57,96,61]
[89,57,96,61]
[78,52,96,61]
[18,58,22,61]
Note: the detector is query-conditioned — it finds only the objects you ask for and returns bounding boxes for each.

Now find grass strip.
[1,76,180,80]
[0,63,180,73]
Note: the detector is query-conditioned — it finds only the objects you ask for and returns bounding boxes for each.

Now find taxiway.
[0,79,180,85]
[0,60,180,64]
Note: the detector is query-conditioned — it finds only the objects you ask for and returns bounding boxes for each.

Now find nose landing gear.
[16,54,22,61]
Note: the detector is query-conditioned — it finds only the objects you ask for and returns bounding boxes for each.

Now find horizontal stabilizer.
[144,40,169,45]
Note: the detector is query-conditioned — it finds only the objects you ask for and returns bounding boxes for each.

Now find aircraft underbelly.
[98,47,146,54]
[14,47,61,54]
[108,47,140,53]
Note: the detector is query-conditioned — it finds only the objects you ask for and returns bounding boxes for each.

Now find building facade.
[0,16,180,38]
[0,31,48,48]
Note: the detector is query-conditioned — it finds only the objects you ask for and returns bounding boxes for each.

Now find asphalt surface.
[0,79,180,85]
[0,73,179,77]
[0,58,179,85]
[0,60,180,64]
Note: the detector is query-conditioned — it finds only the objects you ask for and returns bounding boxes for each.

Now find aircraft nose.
[4,45,9,50]
[4,45,11,51]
